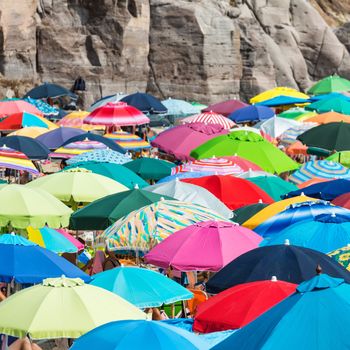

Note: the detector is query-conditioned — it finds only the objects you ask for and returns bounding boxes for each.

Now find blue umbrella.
[24,83,76,99]
[0,234,90,283]
[157,171,216,184]
[90,266,193,308]
[67,149,131,165]
[256,96,309,107]
[254,200,350,239]
[121,92,167,114]
[308,92,350,102]
[206,243,350,293]
[212,274,350,350]
[88,93,126,112]
[70,320,208,350]
[24,97,59,117]
[162,98,199,116]
[228,105,274,123]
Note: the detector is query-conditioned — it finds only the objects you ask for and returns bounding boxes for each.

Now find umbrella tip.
[258,199,263,203]
[10,232,15,236]
[160,196,165,201]
[347,243,350,247]
[61,274,66,278]
[331,212,336,217]
[271,276,277,282]
[284,239,290,245]
[316,264,322,275]
[301,192,305,196]
[134,184,139,189]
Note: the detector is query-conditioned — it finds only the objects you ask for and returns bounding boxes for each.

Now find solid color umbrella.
[309,92,350,102]
[145,220,262,271]
[259,116,300,140]
[24,82,75,99]
[228,105,274,123]
[193,278,296,333]
[58,111,102,131]
[297,177,331,189]
[102,200,225,252]
[327,150,350,167]
[308,75,350,95]
[36,127,86,149]
[305,97,350,115]
[0,112,57,130]
[24,97,59,117]
[306,111,350,124]
[157,171,220,184]
[328,245,350,271]
[206,244,350,293]
[104,131,151,150]
[0,100,42,117]
[88,93,126,112]
[232,203,269,224]
[256,96,309,107]
[190,131,299,174]
[70,188,173,230]
[181,111,236,130]
[211,274,350,350]
[121,92,167,114]
[332,192,350,209]
[0,146,40,174]
[70,320,208,350]
[67,149,131,165]
[237,169,274,178]
[182,175,274,210]
[0,276,145,339]
[0,234,89,283]
[90,266,193,308]
[162,97,200,116]
[9,127,49,138]
[278,107,315,120]
[202,99,247,117]
[250,87,309,104]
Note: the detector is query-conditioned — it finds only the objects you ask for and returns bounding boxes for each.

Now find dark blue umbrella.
[121,92,167,114]
[24,83,76,99]
[228,105,274,123]
[0,234,90,284]
[256,96,309,107]
[61,132,126,154]
[0,135,50,160]
[206,243,350,293]
[36,127,85,150]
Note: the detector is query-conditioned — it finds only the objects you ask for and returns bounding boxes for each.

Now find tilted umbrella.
[202,99,247,117]
[232,202,269,224]
[24,82,76,99]
[259,116,300,140]
[0,100,42,117]
[228,105,274,123]
[121,92,167,114]
[308,75,350,95]
[36,127,86,149]
[88,93,126,112]
[0,112,57,130]
[256,95,309,107]
[327,150,350,167]
[305,97,350,115]
[250,87,309,104]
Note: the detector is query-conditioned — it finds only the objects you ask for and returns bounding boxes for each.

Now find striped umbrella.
[0,147,39,174]
[67,149,131,165]
[50,140,107,159]
[104,131,150,150]
[280,124,317,145]
[58,111,103,131]
[181,112,236,130]
[289,160,350,185]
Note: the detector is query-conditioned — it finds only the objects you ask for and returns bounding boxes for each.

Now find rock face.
[0,0,349,105]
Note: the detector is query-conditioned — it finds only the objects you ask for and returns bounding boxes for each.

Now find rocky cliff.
[0,0,349,105]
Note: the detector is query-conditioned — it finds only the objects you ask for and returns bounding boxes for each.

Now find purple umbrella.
[202,99,248,117]
[36,127,85,150]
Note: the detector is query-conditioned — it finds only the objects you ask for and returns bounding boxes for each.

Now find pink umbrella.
[145,220,262,271]
[0,100,43,118]
[151,123,228,161]
[202,99,248,117]
[56,229,84,251]
[181,111,236,130]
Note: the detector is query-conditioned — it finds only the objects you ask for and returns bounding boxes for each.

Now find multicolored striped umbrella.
[0,147,39,174]
[67,149,131,165]
[280,124,317,145]
[0,112,57,130]
[102,200,226,251]
[104,131,150,150]
[289,160,350,185]
[50,140,107,159]
[181,112,236,130]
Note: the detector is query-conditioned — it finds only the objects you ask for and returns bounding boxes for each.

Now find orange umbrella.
[286,141,308,156]
[58,111,103,131]
[306,112,350,124]
[297,177,332,189]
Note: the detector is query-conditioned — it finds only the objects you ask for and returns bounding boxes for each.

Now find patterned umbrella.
[50,140,107,159]
[181,112,236,130]
[0,146,39,174]
[67,149,131,165]
[24,97,59,117]
[104,131,150,150]
[0,112,57,130]
[280,124,317,145]
[328,245,350,270]
[9,127,49,138]
[102,200,226,251]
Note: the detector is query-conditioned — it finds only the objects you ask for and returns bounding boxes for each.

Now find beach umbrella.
[0,276,145,339]
[151,123,228,161]
[123,157,175,180]
[297,177,331,189]
[247,176,298,201]
[162,97,200,116]
[102,200,225,252]
[24,97,59,117]
[182,175,274,210]
[0,184,72,229]
[194,278,296,333]
[237,169,275,178]
[9,127,49,138]
[254,200,350,239]
[0,100,42,117]
[144,179,233,218]
[70,187,173,230]
[308,75,350,95]
[305,97,350,115]
[332,192,350,209]
[36,127,85,149]
[279,124,317,145]
[104,131,150,151]
[67,149,131,165]
[121,92,167,114]
[250,87,309,104]
[190,131,299,174]
[259,116,300,139]
[0,112,57,130]
[202,99,247,117]
[234,125,261,134]
[157,171,220,183]
[228,105,274,123]
[0,234,89,283]
[289,160,350,185]
[309,92,350,102]
[88,93,126,112]
[278,107,316,120]
[145,220,262,271]
[58,111,102,131]
[328,245,350,270]
[90,266,192,308]
[256,96,309,107]
[306,111,350,124]
[70,320,208,350]
[211,274,350,350]
[327,150,350,166]
[181,111,236,130]
[24,82,75,99]
[50,140,108,159]
[65,161,148,189]
[232,203,269,224]
[206,244,350,293]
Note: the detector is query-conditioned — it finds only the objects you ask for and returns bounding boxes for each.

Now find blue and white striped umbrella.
[280,124,317,145]
[67,149,131,165]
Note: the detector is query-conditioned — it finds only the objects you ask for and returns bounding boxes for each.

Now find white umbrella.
[88,93,127,112]
[238,169,276,179]
[260,116,301,139]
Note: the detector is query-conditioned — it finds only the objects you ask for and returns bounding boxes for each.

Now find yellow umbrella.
[9,127,49,138]
[250,87,309,104]
[242,195,317,229]
[58,111,103,131]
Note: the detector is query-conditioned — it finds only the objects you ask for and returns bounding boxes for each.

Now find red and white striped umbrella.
[181,111,236,130]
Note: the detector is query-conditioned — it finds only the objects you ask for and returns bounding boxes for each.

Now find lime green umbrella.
[305,97,350,115]
[0,184,72,229]
[0,276,145,339]
[190,131,299,174]
[327,151,350,167]
[308,75,350,95]
[278,108,317,121]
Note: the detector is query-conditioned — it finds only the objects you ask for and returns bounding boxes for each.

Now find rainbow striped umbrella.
[289,160,350,185]
[181,112,236,130]
[102,200,226,252]
[280,124,317,145]
[0,147,39,174]
[50,140,107,159]
[104,131,150,150]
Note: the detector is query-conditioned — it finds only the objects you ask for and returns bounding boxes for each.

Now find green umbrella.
[0,276,145,339]
[278,108,316,121]
[64,162,148,189]
[305,97,350,115]
[327,151,350,167]
[123,157,175,180]
[70,187,174,230]
[231,203,269,224]
[190,131,299,174]
[308,75,350,95]
[298,122,350,151]
[247,176,298,201]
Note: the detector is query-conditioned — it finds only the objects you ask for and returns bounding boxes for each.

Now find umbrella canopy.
[206,244,350,293]
[144,179,232,218]
[279,124,317,145]
[259,116,301,139]
[151,123,228,161]
[332,192,350,209]
[102,200,225,252]
[24,97,59,117]
[305,97,350,115]
[0,276,145,339]
[194,278,296,333]
[9,127,49,138]
[24,82,75,99]
[250,87,309,104]
[237,169,275,179]
[256,96,309,107]
[211,274,350,350]
[157,171,220,183]
[190,131,299,174]
[58,111,102,131]
[297,177,331,189]
[228,105,275,123]
[202,99,248,117]
[0,234,89,283]
[181,112,236,130]
[182,175,274,210]
[306,111,350,124]
[70,188,173,230]
[232,203,269,224]
[88,93,127,112]
[327,150,350,167]
[70,320,207,350]
[0,184,72,229]
[104,131,150,150]
[145,220,262,271]
[0,100,42,117]
[162,98,204,116]
[67,149,131,165]
[0,146,40,174]
[289,160,350,185]
[121,92,167,114]
[278,107,315,120]
[123,157,175,180]
[328,245,350,271]
[0,112,57,130]
[90,266,193,308]
[308,75,350,95]
[36,127,86,149]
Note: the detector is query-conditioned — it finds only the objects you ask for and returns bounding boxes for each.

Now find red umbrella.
[84,102,150,126]
[181,175,274,210]
[222,156,262,171]
[0,100,42,118]
[202,99,248,117]
[332,192,350,209]
[193,278,296,333]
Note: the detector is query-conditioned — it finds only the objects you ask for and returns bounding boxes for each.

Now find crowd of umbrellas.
[2,76,350,349]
